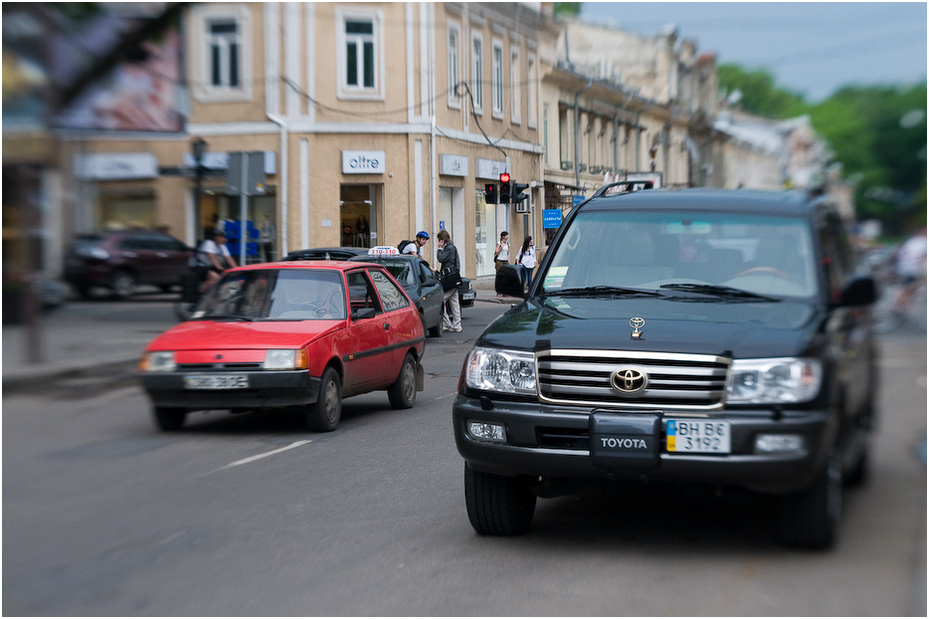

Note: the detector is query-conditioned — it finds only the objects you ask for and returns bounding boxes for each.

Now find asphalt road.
[2,299,926,615]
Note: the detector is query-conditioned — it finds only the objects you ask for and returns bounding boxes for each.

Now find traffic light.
[484,183,497,204]
[499,172,511,204]
[511,181,529,204]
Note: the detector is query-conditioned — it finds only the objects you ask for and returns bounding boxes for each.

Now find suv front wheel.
[464,464,537,536]
[778,451,843,548]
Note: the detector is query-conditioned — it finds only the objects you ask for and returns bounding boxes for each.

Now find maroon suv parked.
[63,229,193,299]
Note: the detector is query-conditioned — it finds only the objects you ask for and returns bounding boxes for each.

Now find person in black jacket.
[436,229,462,332]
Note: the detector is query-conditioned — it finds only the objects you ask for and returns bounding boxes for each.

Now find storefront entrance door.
[340,185,378,248]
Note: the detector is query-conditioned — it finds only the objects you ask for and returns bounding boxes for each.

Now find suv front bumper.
[453,396,831,495]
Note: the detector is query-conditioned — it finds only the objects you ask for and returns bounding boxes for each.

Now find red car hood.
[145,319,342,352]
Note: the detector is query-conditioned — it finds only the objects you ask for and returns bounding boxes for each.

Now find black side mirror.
[495,264,527,299]
[840,275,877,307]
[353,307,377,320]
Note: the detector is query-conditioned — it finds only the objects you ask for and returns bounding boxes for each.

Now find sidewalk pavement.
[2,276,515,391]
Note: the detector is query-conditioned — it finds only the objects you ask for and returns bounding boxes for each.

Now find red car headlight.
[263,349,308,370]
[140,351,176,372]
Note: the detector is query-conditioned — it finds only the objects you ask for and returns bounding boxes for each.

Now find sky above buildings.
[579,2,928,101]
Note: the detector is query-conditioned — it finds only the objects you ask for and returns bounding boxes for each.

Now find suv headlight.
[465,347,536,394]
[726,358,822,404]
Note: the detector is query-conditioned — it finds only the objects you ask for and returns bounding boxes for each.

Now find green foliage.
[720,64,926,230]
[554,3,582,18]
[806,83,927,230]
[717,64,804,118]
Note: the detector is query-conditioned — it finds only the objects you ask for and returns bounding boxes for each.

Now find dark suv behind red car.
[63,230,193,299]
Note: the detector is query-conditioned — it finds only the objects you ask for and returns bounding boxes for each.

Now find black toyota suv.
[453,185,877,548]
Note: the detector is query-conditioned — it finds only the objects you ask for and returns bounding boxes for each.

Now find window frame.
[527,53,538,129]
[492,39,504,119]
[510,46,521,125]
[447,21,461,110]
[470,32,484,114]
[336,7,385,101]
[191,4,252,103]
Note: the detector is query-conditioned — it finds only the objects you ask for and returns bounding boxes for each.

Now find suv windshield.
[542,211,817,298]
[195,269,346,320]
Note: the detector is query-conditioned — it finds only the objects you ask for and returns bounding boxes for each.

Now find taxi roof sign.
[368,246,400,255]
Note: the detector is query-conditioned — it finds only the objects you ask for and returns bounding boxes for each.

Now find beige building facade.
[538,17,720,244]
[58,2,559,280]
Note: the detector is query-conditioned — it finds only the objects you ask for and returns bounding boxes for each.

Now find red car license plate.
[184,375,249,390]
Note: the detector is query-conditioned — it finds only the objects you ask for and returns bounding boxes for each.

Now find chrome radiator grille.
[537,350,730,410]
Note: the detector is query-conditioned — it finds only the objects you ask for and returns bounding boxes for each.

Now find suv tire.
[778,453,842,549]
[464,464,537,536]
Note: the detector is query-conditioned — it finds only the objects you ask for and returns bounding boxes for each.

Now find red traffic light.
[499,172,510,183]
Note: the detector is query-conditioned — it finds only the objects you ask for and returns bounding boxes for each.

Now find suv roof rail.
[591,180,654,198]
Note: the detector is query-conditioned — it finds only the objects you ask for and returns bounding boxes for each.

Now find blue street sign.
[542,209,562,229]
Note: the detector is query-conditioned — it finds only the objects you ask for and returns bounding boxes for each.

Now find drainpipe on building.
[682,134,700,187]
[430,113,438,267]
[612,90,633,178]
[574,79,593,190]
[662,110,679,183]
[266,112,288,257]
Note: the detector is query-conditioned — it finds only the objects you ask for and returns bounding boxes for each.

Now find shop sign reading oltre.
[342,151,386,174]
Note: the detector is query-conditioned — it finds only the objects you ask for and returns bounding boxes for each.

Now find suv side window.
[818,211,853,302]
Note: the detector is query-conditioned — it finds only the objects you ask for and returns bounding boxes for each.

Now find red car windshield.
[195,269,347,320]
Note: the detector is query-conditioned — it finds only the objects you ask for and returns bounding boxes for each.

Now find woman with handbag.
[435,229,462,333]
[516,235,536,289]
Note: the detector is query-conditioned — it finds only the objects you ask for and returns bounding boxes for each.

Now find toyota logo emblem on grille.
[611,368,648,393]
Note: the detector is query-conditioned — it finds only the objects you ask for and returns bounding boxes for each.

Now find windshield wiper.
[543,285,664,298]
[200,311,255,321]
[659,283,779,302]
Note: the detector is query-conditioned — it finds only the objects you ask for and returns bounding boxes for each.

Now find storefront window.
[340,184,378,248]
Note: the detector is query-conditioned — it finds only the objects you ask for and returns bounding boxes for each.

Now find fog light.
[468,421,506,443]
[755,433,804,454]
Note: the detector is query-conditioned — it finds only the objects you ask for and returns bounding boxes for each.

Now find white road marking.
[215,440,312,472]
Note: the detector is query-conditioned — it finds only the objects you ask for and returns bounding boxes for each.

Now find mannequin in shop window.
[357,215,370,247]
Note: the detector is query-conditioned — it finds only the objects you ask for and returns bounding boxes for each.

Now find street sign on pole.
[227,152,265,264]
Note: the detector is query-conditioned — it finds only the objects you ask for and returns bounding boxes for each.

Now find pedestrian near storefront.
[516,235,536,289]
[436,229,462,332]
[401,231,430,257]
[494,231,510,297]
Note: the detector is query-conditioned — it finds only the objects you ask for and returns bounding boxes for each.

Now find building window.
[527,54,537,128]
[345,20,374,89]
[209,21,240,87]
[471,33,483,113]
[492,40,504,118]
[448,23,460,109]
[510,47,520,125]
[543,103,549,166]
[337,8,383,100]
[192,4,252,102]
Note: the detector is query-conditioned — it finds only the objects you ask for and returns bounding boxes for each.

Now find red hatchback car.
[138,261,425,432]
